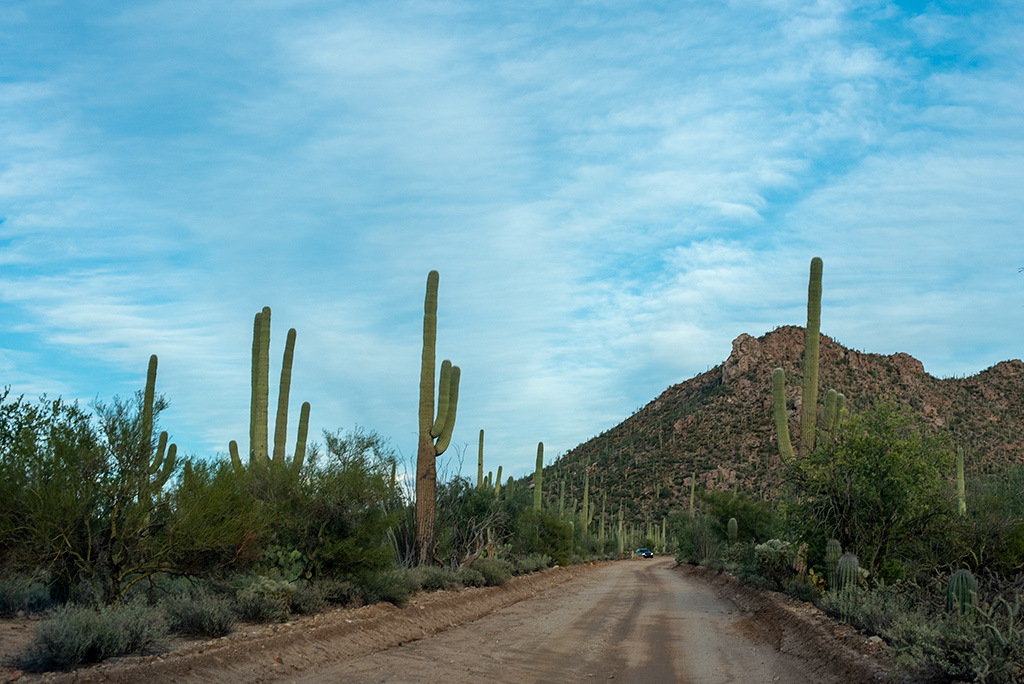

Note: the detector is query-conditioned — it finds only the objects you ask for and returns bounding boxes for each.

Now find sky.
[1,0,1022,480]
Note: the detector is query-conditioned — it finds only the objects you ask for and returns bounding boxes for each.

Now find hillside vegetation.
[546,325,1024,528]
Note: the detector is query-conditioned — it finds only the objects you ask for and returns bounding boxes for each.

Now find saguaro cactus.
[477,429,485,489]
[231,308,308,479]
[836,552,859,591]
[138,355,177,504]
[956,448,967,517]
[727,517,738,546]
[533,442,544,511]
[773,258,846,461]
[800,256,823,456]
[825,538,842,589]
[946,568,977,617]
[581,471,590,529]
[416,271,461,564]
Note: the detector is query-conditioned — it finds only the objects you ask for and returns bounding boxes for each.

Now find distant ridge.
[546,326,1024,525]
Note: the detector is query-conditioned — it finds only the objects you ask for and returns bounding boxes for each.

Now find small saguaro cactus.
[946,568,978,617]
[533,442,544,511]
[477,429,485,489]
[825,538,842,588]
[836,552,859,591]
[727,517,738,546]
[956,448,967,517]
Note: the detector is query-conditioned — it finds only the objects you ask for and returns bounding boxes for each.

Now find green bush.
[512,553,552,574]
[455,567,486,588]
[411,565,459,591]
[470,558,512,587]
[514,508,573,566]
[233,577,293,623]
[288,582,326,615]
[357,569,414,607]
[753,539,793,589]
[16,600,167,672]
[162,589,237,638]
[317,578,361,607]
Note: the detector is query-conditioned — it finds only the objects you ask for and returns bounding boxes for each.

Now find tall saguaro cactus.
[773,257,846,461]
[800,256,823,456]
[416,271,461,564]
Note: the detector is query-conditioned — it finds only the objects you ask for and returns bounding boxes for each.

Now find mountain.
[547,326,1024,525]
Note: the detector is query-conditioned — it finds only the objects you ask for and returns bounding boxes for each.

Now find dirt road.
[287,559,837,684]
[5,560,888,684]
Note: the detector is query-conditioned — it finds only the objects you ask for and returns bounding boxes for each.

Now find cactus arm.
[229,440,245,478]
[152,431,168,477]
[273,327,296,465]
[431,360,452,438]
[158,442,177,489]
[494,465,502,495]
[773,368,796,463]
[292,401,310,475]
[823,389,838,437]
[433,365,460,455]
[800,256,823,457]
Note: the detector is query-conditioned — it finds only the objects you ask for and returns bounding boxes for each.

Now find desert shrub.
[716,541,758,579]
[162,589,237,638]
[784,579,819,603]
[414,565,458,591]
[288,582,325,615]
[0,575,52,617]
[317,578,361,607]
[471,558,512,587]
[456,567,486,588]
[16,600,166,672]
[233,577,293,623]
[513,553,552,574]
[358,569,414,607]
[753,539,793,589]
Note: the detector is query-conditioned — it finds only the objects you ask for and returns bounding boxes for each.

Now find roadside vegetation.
[673,258,1024,683]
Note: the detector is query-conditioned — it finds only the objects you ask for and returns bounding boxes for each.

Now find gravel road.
[288,559,827,684]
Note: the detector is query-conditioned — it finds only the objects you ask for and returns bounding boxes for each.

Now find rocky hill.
[546,326,1024,526]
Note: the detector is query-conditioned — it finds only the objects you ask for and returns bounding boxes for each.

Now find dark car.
[634,548,654,558]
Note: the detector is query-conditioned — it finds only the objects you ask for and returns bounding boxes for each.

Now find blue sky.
[2,0,1022,479]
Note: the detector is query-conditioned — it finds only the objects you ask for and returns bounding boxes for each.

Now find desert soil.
[1,559,892,684]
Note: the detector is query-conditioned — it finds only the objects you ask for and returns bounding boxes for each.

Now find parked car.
[634,548,654,558]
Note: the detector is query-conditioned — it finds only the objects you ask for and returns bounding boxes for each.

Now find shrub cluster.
[16,601,167,672]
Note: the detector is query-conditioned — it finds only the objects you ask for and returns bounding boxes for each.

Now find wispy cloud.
[1,0,1021,475]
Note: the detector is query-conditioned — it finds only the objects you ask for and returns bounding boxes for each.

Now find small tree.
[792,402,954,579]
